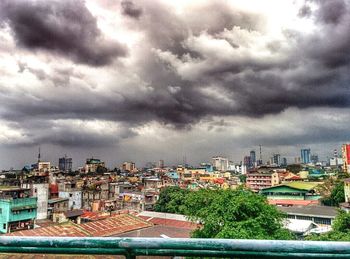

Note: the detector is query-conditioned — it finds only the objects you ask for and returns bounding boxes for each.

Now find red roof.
[6,214,152,237]
[137,216,197,230]
[285,175,302,181]
[49,184,58,194]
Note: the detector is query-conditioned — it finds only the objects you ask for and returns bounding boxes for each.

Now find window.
[0,208,2,214]
[3,224,5,229]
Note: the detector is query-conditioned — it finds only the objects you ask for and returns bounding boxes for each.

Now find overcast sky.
[0,0,349,169]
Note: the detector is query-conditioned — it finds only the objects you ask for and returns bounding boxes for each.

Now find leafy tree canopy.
[154,186,189,214]
[184,188,293,239]
[318,179,345,207]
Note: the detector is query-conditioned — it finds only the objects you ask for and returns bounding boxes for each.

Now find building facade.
[85,158,105,173]
[212,156,229,171]
[246,171,279,192]
[342,144,350,173]
[0,187,37,234]
[301,149,311,164]
[59,156,72,172]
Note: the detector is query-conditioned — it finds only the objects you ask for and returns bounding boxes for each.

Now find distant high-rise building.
[59,156,72,172]
[250,150,256,167]
[158,159,164,168]
[121,161,136,172]
[342,144,350,173]
[273,154,281,166]
[311,154,319,164]
[281,157,287,166]
[301,149,311,164]
[212,156,229,171]
[295,157,301,164]
[243,156,251,168]
[85,158,105,173]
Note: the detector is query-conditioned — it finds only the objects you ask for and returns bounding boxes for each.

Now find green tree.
[154,186,189,214]
[286,164,302,174]
[319,180,345,206]
[184,188,294,239]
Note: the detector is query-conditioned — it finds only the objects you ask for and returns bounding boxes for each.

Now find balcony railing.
[0,237,350,258]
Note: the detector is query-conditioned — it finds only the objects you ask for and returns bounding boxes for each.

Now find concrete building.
[250,150,256,167]
[273,154,281,166]
[246,170,279,192]
[260,182,321,201]
[0,187,37,233]
[21,182,49,220]
[344,178,350,203]
[279,205,337,226]
[59,156,72,172]
[85,158,105,173]
[243,156,251,168]
[121,161,136,172]
[48,197,69,222]
[59,190,82,210]
[301,149,311,164]
[158,160,164,168]
[212,156,229,171]
[342,144,350,173]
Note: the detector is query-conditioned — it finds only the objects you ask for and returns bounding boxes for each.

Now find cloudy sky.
[0,0,349,169]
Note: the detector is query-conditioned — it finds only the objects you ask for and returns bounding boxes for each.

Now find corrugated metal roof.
[6,214,152,237]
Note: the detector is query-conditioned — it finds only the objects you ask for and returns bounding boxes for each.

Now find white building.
[59,190,82,210]
[329,157,343,166]
[212,156,229,171]
[21,182,49,220]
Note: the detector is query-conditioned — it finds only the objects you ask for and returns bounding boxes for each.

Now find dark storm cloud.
[0,0,127,66]
[121,0,142,19]
[2,0,350,150]
[316,0,346,24]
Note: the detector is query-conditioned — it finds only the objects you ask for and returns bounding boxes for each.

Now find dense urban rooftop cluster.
[0,144,349,239]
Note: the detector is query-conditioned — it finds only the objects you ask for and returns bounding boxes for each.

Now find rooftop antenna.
[38,146,41,163]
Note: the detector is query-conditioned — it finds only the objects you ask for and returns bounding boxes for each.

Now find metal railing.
[0,237,350,258]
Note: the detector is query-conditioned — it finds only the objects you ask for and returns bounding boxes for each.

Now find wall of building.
[33,183,49,220]
[59,191,82,210]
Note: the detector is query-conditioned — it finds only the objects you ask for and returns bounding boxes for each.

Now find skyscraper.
[250,150,256,167]
[281,157,287,166]
[311,154,319,164]
[243,156,251,168]
[212,156,229,171]
[59,156,72,172]
[273,154,281,166]
[301,149,311,164]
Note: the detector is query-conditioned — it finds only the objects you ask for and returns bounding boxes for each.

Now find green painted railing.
[0,237,350,258]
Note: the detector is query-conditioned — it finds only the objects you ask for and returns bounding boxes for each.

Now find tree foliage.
[318,179,345,206]
[184,188,293,239]
[154,186,189,214]
[286,164,302,174]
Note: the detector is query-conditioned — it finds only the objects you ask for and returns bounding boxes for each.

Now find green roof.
[284,181,320,191]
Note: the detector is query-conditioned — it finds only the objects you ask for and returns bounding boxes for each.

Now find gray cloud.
[0,0,350,166]
[0,0,127,66]
[121,0,143,19]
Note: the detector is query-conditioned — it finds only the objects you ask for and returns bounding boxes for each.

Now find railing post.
[125,250,136,259]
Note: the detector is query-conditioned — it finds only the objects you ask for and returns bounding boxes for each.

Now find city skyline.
[1,0,350,168]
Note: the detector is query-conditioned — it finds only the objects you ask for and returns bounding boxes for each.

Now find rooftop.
[6,214,152,237]
[278,205,338,218]
[48,197,69,204]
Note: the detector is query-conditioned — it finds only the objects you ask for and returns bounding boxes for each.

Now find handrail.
[0,237,350,258]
